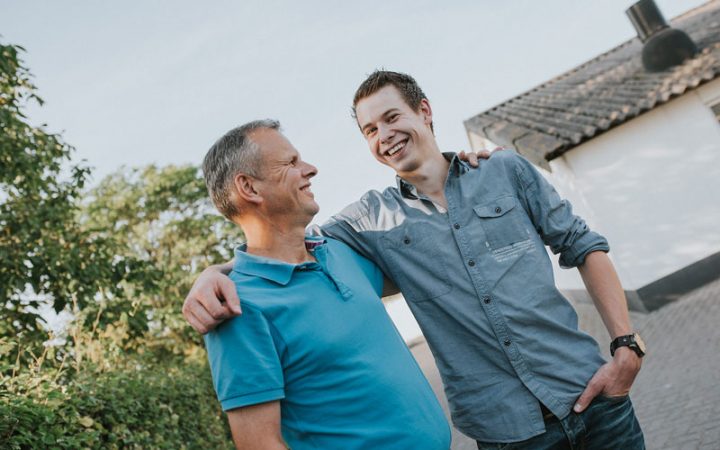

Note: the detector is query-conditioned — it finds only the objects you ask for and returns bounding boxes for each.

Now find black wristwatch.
[610,333,646,358]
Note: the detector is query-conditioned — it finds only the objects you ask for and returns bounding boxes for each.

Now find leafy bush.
[0,360,232,449]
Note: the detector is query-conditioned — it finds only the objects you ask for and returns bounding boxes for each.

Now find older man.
[188,71,645,449]
[200,119,450,450]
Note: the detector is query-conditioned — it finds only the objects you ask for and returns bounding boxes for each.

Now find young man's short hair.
[352,70,433,132]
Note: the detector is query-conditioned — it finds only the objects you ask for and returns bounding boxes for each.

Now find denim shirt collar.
[395,152,469,199]
[233,236,327,285]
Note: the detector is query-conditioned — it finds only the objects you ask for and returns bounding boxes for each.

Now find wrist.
[610,332,646,359]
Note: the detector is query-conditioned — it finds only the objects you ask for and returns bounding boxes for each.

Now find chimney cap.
[626,0,669,43]
[626,0,698,71]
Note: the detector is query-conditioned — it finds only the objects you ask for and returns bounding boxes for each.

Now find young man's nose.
[378,124,395,144]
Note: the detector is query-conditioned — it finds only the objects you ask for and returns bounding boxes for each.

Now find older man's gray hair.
[203,119,280,220]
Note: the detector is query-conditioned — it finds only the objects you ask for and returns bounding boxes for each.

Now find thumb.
[219,276,242,315]
[574,378,603,413]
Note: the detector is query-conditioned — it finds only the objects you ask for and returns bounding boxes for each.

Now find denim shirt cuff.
[558,233,610,268]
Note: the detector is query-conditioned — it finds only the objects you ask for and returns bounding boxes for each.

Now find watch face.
[633,333,647,353]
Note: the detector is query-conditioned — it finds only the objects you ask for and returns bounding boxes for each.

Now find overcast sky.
[1,0,705,223]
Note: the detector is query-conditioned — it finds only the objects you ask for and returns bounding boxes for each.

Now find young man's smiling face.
[354,85,436,175]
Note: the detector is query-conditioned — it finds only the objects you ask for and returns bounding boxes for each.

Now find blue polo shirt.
[204,237,450,450]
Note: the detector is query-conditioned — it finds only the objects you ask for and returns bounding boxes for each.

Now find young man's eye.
[388,114,399,122]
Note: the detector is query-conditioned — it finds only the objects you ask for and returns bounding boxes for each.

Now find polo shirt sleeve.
[204,303,285,411]
[510,152,610,268]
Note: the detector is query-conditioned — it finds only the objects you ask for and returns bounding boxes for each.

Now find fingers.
[574,375,605,413]
[184,306,218,335]
[458,150,480,167]
[217,275,242,315]
[182,271,242,334]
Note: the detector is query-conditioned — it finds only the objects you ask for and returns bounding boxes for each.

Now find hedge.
[0,361,233,449]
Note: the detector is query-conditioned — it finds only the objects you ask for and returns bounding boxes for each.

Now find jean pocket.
[597,393,630,404]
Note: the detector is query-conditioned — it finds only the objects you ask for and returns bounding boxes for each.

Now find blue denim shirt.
[320,150,608,442]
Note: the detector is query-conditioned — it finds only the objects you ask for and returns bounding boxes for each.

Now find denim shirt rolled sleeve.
[513,154,610,268]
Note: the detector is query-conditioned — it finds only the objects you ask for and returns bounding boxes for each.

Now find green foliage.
[81,164,243,358]
[2,39,244,447]
[0,42,144,356]
[0,360,233,449]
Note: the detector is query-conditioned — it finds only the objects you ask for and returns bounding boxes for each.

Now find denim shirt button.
[495,206,502,214]
[468,260,476,267]
[483,296,491,304]
[504,340,511,346]
[453,223,460,230]
[403,238,411,245]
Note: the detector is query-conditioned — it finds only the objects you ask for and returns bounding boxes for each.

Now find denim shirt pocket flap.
[473,196,516,219]
[379,225,452,302]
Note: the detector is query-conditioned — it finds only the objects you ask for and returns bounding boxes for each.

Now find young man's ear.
[419,98,433,127]
[233,173,263,205]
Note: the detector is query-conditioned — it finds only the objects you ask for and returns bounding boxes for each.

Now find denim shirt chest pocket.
[380,223,453,302]
[473,196,530,251]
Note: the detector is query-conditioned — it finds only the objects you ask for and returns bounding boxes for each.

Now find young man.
[186,72,646,449]
[200,119,451,449]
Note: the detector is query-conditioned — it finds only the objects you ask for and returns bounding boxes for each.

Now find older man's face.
[249,128,319,222]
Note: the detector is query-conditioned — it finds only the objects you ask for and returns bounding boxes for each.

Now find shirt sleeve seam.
[233,302,290,365]
[221,387,285,410]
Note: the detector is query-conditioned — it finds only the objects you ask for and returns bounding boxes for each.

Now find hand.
[458,147,505,167]
[182,266,241,334]
[573,347,642,413]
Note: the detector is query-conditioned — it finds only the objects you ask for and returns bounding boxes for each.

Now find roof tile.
[465,1,720,162]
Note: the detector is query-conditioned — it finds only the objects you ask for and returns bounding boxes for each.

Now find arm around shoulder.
[183,259,240,334]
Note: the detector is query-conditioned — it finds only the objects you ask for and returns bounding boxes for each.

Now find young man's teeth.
[387,142,404,156]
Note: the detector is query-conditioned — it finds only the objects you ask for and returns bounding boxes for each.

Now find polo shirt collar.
[233,236,327,286]
[395,152,469,199]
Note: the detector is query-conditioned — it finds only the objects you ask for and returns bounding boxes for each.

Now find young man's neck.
[238,215,316,264]
[397,151,450,208]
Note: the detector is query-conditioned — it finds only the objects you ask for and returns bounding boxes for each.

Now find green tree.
[81,164,243,358]
[0,42,136,358]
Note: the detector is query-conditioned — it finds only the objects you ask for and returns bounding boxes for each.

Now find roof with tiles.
[464,1,720,168]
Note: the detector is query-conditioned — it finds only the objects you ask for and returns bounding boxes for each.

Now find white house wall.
[549,78,720,290]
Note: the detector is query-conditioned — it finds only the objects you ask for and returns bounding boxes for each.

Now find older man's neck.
[240,217,316,264]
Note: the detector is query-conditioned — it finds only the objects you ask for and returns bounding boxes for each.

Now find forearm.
[577,251,632,339]
[228,402,286,450]
[231,434,286,450]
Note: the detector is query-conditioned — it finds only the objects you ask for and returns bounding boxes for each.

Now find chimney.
[626,0,698,72]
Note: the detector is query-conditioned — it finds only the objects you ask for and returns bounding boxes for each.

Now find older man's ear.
[233,173,263,205]
[458,147,505,167]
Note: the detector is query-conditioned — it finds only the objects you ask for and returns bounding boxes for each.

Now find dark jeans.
[476,395,645,450]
